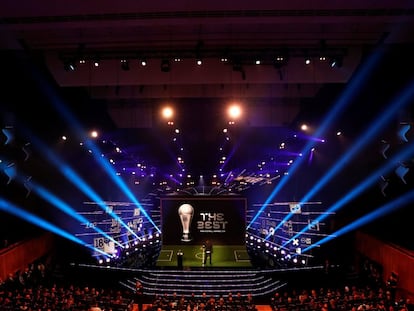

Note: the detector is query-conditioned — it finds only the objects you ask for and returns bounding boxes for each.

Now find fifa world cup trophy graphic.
[178,203,194,242]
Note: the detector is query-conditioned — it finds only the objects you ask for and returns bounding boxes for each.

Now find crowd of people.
[0,265,260,311]
[144,291,257,311]
[270,284,412,311]
[0,255,413,311]
[0,264,135,310]
[269,257,412,311]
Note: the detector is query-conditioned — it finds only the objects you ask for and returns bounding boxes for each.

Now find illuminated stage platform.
[156,244,251,268]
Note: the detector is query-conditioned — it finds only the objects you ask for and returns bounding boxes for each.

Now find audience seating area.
[144,291,259,311]
[1,253,413,311]
[270,285,411,311]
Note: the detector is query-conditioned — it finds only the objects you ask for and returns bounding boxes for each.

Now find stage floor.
[156,244,252,268]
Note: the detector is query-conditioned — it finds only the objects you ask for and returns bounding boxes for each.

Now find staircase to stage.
[120,268,286,299]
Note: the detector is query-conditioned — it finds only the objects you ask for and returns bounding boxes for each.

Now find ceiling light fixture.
[64,59,76,71]
[329,56,343,68]
[161,59,171,72]
[274,56,287,68]
[161,106,174,119]
[120,59,130,71]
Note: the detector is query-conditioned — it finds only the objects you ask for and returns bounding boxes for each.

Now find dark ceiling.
[1,1,414,249]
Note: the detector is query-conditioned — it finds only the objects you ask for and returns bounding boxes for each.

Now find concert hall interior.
[1,1,414,310]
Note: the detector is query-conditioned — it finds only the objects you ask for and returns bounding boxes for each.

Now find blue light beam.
[28,63,159,233]
[302,189,414,253]
[298,78,414,211]
[282,82,414,245]
[83,138,160,233]
[285,140,414,246]
[0,197,109,257]
[22,132,140,239]
[247,45,386,229]
[3,160,122,247]
[27,179,123,248]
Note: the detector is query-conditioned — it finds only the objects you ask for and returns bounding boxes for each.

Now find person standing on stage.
[203,239,213,265]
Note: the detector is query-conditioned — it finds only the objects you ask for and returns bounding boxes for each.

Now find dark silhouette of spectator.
[135,280,144,311]
[387,271,399,302]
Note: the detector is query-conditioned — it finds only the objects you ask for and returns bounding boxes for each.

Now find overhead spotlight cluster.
[59,46,347,72]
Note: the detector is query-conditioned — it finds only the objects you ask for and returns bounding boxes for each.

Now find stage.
[156,244,252,268]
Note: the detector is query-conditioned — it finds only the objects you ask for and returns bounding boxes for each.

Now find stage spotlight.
[90,130,99,138]
[120,59,130,71]
[22,142,31,161]
[161,59,171,72]
[274,55,288,69]
[329,56,343,68]
[395,163,409,184]
[227,104,242,120]
[380,140,390,159]
[398,123,411,143]
[64,60,76,71]
[93,58,100,67]
[3,162,16,184]
[379,175,389,196]
[23,176,32,197]
[2,127,14,145]
[161,106,174,120]
[232,60,243,72]
[232,60,246,80]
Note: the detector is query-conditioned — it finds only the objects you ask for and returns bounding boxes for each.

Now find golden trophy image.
[178,203,194,242]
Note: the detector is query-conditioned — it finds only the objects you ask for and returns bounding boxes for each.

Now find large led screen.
[161,197,247,245]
